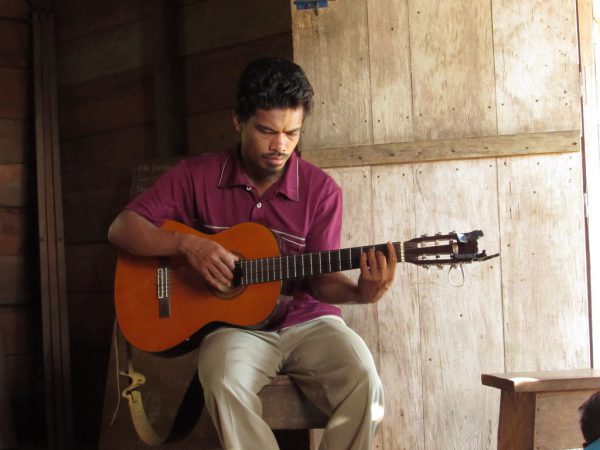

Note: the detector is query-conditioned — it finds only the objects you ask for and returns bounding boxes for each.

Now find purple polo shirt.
[125,147,343,329]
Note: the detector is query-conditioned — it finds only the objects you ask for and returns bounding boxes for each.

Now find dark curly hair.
[235,57,314,124]
[580,390,600,447]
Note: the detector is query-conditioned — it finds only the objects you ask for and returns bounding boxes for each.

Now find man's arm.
[108,210,237,290]
[309,242,397,304]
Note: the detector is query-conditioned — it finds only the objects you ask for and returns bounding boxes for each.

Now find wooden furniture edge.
[482,369,600,393]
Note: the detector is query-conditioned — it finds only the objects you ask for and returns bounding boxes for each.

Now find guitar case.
[98,323,222,449]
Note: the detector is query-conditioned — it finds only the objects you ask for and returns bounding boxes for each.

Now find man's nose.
[270,133,286,150]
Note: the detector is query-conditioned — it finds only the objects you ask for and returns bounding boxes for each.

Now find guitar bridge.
[157,258,171,318]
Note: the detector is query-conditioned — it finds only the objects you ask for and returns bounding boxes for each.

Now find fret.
[269,257,273,281]
[318,251,322,274]
[240,239,408,285]
[294,254,297,278]
[260,259,264,283]
[286,255,290,279]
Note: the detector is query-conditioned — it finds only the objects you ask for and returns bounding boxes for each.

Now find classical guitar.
[114,220,498,353]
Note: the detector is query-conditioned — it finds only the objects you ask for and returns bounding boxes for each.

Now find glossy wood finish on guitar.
[115,221,282,353]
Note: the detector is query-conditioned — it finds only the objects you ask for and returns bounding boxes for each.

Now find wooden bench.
[100,157,328,449]
[482,369,600,450]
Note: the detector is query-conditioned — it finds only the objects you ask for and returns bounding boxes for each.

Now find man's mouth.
[263,152,288,160]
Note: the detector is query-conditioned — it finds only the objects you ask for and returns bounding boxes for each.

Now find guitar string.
[155,241,463,288]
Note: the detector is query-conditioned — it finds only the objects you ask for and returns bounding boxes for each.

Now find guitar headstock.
[404,230,499,267]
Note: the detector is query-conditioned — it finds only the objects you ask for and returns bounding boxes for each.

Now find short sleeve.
[125,160,197,227]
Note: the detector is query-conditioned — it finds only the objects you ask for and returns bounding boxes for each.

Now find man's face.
[234,107,304,183]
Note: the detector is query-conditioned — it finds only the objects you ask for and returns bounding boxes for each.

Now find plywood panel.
[498,152,589,371]
[58,67,154,139]
[0,67,28,119]
[492,0,580,134]
[0,163,31,207]
[55,0,146,42]
[0,306,37,355]
[325,166,381,450]
[0,119,31,163]
[292,0,372,149]
[0,209,31,256]
[0,256,35,305]
[324,167,379,350]
[413,159,503,449]
[184,33,292,116]
[58,0,292,85]
[181,0,291,56]
[58,19,149,85]
[367,0,413,144]
[65,243,116,293]
[409,0,497,141]
[68,293,114,349]
[0,18,29,68]
[187,110,239,156]
[62,187,130,244]
[61,125,154,193]
[372,164,424,450]
[0,0,29,20]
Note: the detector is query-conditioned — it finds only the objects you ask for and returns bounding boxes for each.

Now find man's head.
[234,57,314,125]
[233,57,314,188]
[580,391,600,447]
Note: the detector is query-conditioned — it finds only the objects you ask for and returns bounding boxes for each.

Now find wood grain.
[492,0,580,134]
[498,152,589,372]
[302,130,580,168]
[0,67,28,119]
[413,159,503,450]
[366,0,413,144]
[0,119,31,163]
[372,164,424,450]
[292,0,372,149]
[409,0,497,140]
[0,18,29,68]
[0,256,34,305]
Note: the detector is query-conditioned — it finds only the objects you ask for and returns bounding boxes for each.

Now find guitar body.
[115,220,282,353]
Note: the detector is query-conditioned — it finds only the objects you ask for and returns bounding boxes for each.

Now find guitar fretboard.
[237,242,404,286]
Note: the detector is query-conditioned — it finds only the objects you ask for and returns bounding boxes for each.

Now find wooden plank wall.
[293,0,588,449]
[55,0,293,447]
[0,0,48,446]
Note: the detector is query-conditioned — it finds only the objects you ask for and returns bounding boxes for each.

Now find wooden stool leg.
[497,391,535,450]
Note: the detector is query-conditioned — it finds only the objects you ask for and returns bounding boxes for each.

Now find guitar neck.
[237,242,403,286]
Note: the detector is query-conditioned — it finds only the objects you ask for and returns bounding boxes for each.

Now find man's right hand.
[178,233,239,291]
[108,210,238,291]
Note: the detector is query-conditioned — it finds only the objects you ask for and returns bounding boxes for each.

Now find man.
[108,57,396,450]
[580,391,600,449]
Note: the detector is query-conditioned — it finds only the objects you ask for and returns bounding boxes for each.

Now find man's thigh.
[197,327,283,393]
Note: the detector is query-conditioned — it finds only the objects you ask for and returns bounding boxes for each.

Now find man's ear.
[232,113,243,132]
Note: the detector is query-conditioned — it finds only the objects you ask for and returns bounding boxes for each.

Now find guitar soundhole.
[209,283,246,300]
[209,251,246,300]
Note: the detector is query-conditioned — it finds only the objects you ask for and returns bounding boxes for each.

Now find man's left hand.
[357,242,397,304]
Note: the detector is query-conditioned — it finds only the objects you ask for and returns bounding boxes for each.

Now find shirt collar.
[218,146,300,202]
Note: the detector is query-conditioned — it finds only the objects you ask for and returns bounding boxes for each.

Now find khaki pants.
[197,316,384,450]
